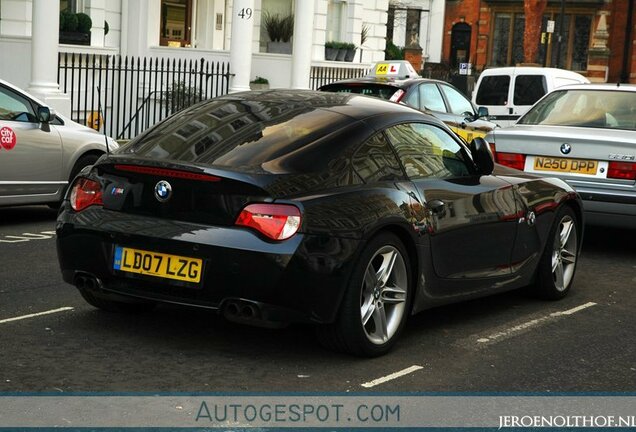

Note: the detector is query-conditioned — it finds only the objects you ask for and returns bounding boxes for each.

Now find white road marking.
[0,307,74,324]
[550,302,597,316]
[361,365,424,388]
[0,231,55,243]
[476,302,598,344]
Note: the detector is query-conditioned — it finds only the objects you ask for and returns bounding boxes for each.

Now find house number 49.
[238,8,253,19]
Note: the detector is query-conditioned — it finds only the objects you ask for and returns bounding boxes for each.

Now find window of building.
[160,0,193,47]
[406,9,421,47]
[489,9,593,71]
[490,12,524,66]
[60,0,84,13]
[326,0,346,42]
[387,7,422,48]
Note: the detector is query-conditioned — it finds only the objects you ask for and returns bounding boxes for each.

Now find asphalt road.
[1,206,635,392]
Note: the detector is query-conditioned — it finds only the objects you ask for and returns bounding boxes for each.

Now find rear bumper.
[56,206,361,324]
[576,189,636,228]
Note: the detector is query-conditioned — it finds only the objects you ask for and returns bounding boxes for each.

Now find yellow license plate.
[113,246,202,283]
[533,157,598,175]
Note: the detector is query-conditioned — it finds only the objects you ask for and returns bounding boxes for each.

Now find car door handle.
[428,199,445,215]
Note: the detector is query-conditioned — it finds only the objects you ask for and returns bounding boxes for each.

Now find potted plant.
[359,23,369,62]
[59,11,91,45]
[335,42,347,61]
[344,43,356,62]
[249,76,270,90]
[325,41,339,61]
[263,12,294,54]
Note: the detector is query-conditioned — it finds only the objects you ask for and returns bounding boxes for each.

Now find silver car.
[0,79,117,207]
[485,84,636,227]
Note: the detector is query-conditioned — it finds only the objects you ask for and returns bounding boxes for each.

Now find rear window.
[475,75,510,105]
[513,75,547,106]
[121,99,353,171]
[518,89,636,130]
[319,84,400,100]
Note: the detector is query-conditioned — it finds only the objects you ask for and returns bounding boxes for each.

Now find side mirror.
[469,137,494,175]
[37,106,52,123]
[477,106,489,118]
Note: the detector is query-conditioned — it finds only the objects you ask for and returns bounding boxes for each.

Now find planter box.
[325,47,339,61]
[249,83,270,90]
[335,49,347,61]
[59,31,91,46]
[344,48,356,62]
[267,42,292,54]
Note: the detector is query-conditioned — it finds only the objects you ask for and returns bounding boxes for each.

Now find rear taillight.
[235,203,301,241]
[608,161,636,180]
[70,178,103,211]
[488,142,497,156]
[496,152,527,171]
[389,89,406,103]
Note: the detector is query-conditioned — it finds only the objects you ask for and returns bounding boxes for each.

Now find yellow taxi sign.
[369,61,420,80]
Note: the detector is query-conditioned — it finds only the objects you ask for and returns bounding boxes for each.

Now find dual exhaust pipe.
[74,273,102,291]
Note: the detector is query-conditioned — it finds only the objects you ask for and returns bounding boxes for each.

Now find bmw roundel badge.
[560,143,572,155]
[154,180,172,202]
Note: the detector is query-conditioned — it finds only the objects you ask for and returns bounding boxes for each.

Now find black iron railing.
[58,53,231,140]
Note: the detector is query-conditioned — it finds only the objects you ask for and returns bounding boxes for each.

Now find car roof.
[218,88,441,122]
[552,83,636,92]
[478,66,588,81]
[123,89,453,175]
[319,76,449,89]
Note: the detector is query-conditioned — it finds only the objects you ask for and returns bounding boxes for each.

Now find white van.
[472,67,589,127]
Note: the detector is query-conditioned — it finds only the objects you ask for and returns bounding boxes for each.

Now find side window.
[513,75,547,105]
[403,88,420,109]
[418,84,447,113]
[0,86,36,122]
[352,133,404,183]
[476,75,510,105]
[385,123,471,179]
[440,84,475,116]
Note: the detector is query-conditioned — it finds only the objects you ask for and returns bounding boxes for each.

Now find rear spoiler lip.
[95,155,277,190]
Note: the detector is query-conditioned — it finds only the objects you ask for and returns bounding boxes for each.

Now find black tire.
[316,232,412,357]
[79,287,156,313]
[535,206,580,300]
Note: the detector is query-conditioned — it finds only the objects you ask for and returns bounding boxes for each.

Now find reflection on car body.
[319,61,498,143]
[57,90,582,357]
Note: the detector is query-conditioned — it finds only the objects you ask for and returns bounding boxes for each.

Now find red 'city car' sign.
[0,126,17,150]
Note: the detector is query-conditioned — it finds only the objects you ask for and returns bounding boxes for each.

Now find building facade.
[443,0,636,83]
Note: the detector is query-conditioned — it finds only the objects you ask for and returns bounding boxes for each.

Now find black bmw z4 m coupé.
[56,90,583,356]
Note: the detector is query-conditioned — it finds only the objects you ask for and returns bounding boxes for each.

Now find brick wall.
[444,0,635,81]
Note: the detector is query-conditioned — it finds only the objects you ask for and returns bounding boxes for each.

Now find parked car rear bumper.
[576,188,636,228]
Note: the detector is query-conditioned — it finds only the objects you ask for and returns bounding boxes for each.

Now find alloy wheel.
[359,245,408,345]
[551,215,578,291]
